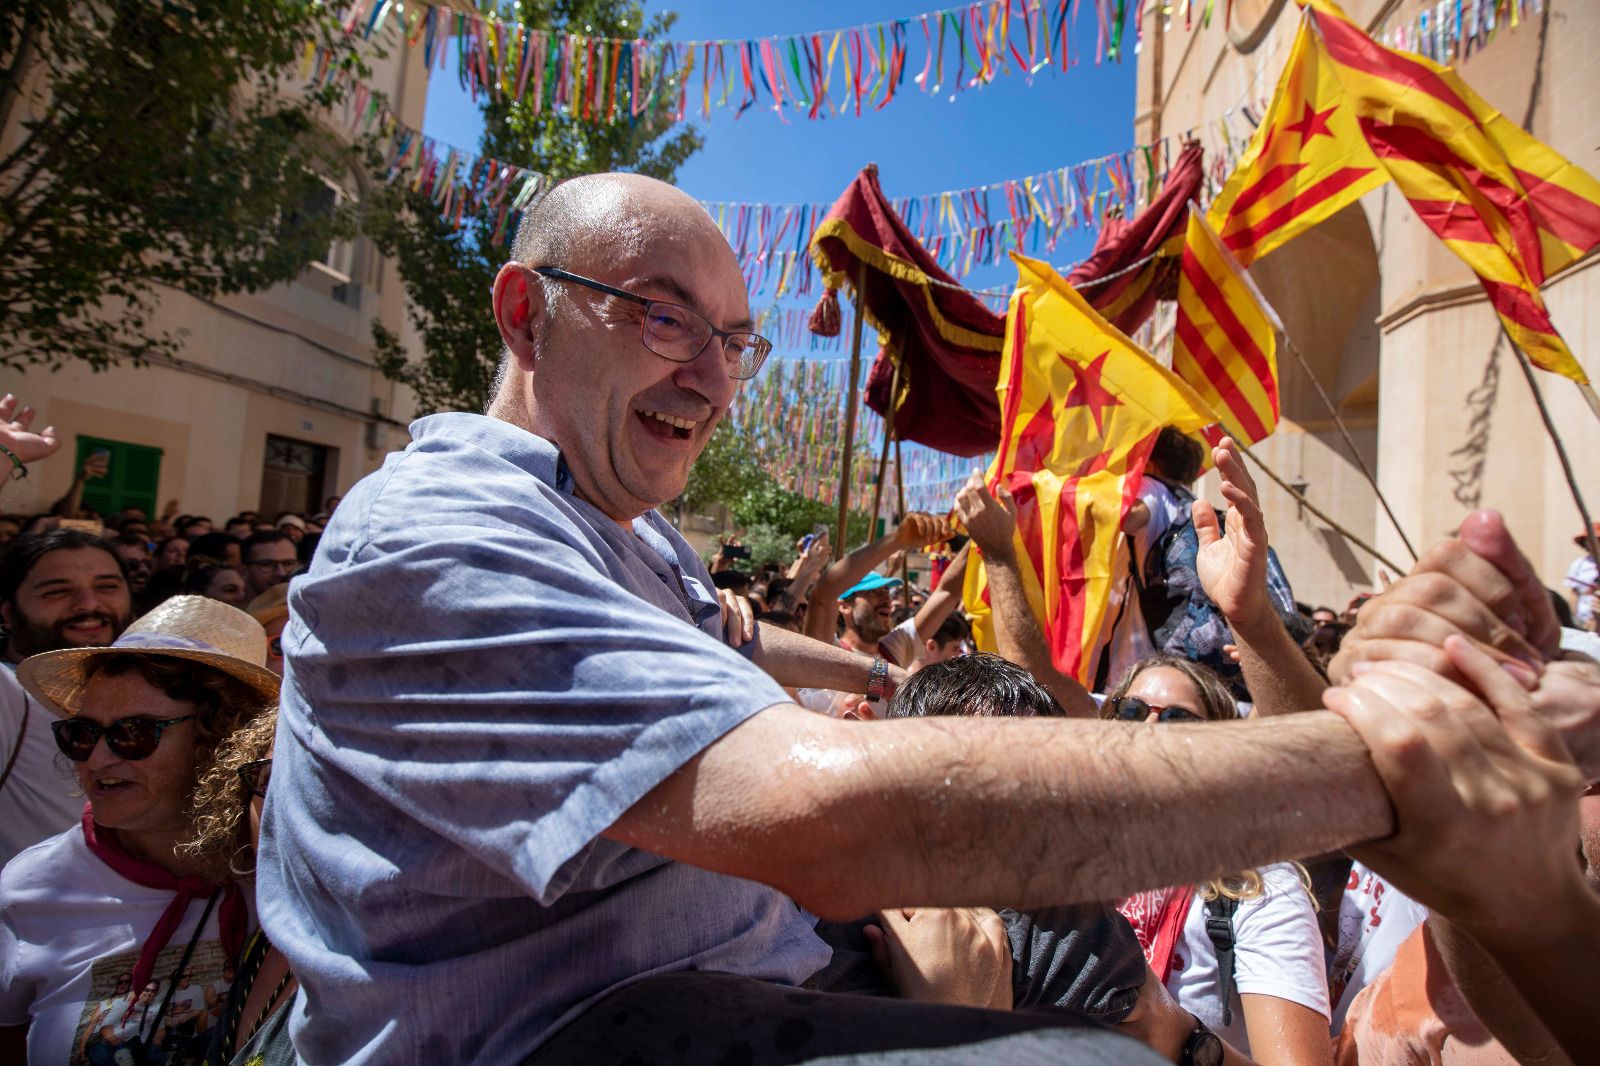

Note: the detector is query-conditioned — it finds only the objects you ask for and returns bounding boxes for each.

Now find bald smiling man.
[257,174,1600,1064]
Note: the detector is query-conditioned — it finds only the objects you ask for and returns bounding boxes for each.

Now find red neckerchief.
[79,806,247,991]
[1118,885,1196,982]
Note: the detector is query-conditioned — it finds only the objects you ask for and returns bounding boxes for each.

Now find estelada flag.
[1206,9,1387,268]
[963,255,1217,685]
[1172,207,1284,447]
[1304,0,1600,384]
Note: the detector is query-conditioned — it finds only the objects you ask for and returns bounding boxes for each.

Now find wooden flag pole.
[895,433,911,591]
[1504,328,1600,574]
[1238,443,1408,576]
[834,260,869,559]
[869,361,901,536]
[1280,333,1419,563]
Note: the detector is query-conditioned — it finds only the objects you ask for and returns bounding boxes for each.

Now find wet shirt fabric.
[257,413,829,1065]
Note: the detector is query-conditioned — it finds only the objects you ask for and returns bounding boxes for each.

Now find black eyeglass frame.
[1107,696,1206,724]
[531,266,773,380]
[51,714,199,762]
[237,758,272,798]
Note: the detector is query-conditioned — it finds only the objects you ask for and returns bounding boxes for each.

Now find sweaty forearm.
[610,705,1392,921]
[754,623,900,694]
[984,549,1097,718]
[1231,614,1328,718]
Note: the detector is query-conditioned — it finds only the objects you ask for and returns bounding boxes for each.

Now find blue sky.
[421,0,1139,303]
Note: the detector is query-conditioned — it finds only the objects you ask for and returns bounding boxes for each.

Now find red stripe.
[1222,166,1378,256]
[1407,198,1501,244]
[1480,277,1559,336]
[1312,8,1475,119]
[1179,247,1279,417]
[993,299,1032,476]
[1054,477,1086,677]
[1512,167,1600,257]
[1360,118,1546,284]
[1174,310,1271,442]
[1225,162,1308,222]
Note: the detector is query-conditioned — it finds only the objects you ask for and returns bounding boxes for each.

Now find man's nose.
[673,338,738,405]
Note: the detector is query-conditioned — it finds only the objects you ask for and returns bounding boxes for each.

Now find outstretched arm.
[955,474,1097,718]
[1194,437,1328,717]
[910,542,971,644]
[804,513,950,642]
[753,623,908,698]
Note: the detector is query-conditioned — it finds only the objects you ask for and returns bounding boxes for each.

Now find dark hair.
[930,612,971,648]
[711,570,751,593]
[1148,427,1205,486]
[1105,655,1240,722]
[179,516,212,533]
[296,532,321,565]
[0,529,125,607]
[761,609,799,632]
[187,532,240,563]
[240,530,292,563]
[887,652,1065,719]
[140,565,185,612]
[182,561,242,597]
[114,533,150,551]
[1550,588,1576,630]
[765,576,792,603]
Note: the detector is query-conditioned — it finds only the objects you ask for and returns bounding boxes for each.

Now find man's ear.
[492,263,547,372]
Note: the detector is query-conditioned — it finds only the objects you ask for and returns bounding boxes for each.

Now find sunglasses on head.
[51,715,197,762]
[1107,696,1205,724]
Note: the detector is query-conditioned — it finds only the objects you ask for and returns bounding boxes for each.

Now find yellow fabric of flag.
[1206,11,1388,267]
[963,255,1216,685]
[1172,208,1284,448]
[1304,0,1600,383]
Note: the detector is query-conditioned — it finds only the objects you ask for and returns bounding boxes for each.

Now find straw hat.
[246,584,290,628]
[17,595,281,718]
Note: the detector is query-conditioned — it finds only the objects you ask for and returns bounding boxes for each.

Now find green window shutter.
[72,436,163,518]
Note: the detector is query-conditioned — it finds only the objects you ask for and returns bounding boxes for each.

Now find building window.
[72,436,163,519]
[259,434,334,519]
[303,178,355,283]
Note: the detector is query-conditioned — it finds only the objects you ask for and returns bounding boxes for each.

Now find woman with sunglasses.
[0,596,278,1066]
[1107,655,1333,1066]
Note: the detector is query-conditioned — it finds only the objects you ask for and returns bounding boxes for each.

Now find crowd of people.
[0,172,1597,1066]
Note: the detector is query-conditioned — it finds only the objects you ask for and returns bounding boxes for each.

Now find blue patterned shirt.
[258,413,829,1064]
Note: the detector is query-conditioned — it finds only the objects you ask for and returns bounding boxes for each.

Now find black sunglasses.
[1107,696,1205,724]
[532,266,773,380]
[237,758,272,798]
[51,715,197,762]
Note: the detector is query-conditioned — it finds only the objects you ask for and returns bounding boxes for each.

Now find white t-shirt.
[1566,555,1597,624]
[0,662,85,870]
[1102,478,1190,686]
[0,825,245,1065]
[1327,860,1430,1033]
[1164,863,1330,1056]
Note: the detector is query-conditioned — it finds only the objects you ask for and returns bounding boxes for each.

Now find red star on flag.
[1285,102,1337,141]
[1061,351,1121,435]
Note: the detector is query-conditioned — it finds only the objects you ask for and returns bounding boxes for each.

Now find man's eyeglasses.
[532,266,772,380]
[237,758,272,798]
[248,559,295,573]
[1106,696,1205,724]
[51,715,198,762]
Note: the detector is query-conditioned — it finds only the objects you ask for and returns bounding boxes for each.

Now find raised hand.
[0,393,61,466]
[1193,436,1271,629]
[894,511,951,550]
[954,472,1018,560]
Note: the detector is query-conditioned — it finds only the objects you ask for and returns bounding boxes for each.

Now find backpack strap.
[1204,894,1241,1027]
[0,697,29,796]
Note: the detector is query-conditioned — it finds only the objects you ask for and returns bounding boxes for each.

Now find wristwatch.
[866,657,889,701]
[1177,1014,1223,1066]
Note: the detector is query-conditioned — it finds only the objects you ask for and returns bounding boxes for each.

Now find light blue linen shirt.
[258,413,829,1064]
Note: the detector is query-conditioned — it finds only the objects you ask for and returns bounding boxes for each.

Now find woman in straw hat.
[0,596,278,1066]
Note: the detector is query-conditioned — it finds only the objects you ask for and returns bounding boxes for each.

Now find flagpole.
[894,434,911,591]
[834,259,869,559]
[1237,443,1407,576]
[1279,334,1419,564]
[1503,327,1600,575]
[869,361,900,536]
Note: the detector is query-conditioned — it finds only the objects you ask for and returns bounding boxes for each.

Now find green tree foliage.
[0,0,374,370]
[368,0,701,415]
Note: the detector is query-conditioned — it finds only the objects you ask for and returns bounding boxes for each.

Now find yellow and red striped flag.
[1206,11,1388,267]
[1305,0,1600,383]
[963,255,1217,685]
[1172,207,1284,447]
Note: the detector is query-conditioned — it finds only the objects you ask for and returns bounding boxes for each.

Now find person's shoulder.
[0,825,89,900]
[1242,863,1315,914]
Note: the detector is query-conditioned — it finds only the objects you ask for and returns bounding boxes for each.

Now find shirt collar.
[410,413,575,494]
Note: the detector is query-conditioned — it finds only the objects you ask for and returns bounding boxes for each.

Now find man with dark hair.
[223,516,254,540]
[888,653,1062,719]
[240,530,297,600]
[178,516,213,540]
[109,534,153,599]
[187,531,242,570]
[0,529,132,865]
[915,612,971,671]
